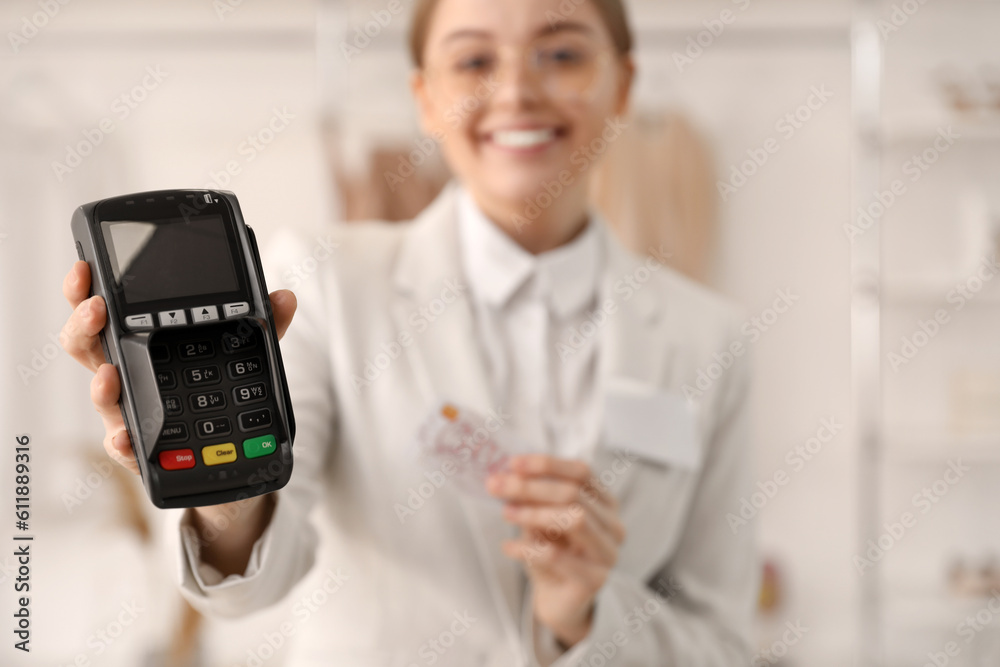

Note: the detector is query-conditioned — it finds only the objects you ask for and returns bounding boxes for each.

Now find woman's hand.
[60,260,297,475]
[61,259,296,575]
[487,454,626,648]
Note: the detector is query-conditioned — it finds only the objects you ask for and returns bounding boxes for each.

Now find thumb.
[269,290,297,340]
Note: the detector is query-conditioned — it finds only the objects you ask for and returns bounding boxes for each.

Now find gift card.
[413,401,533,498]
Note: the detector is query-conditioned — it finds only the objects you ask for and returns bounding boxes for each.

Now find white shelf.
[882,278,1000,305]
[883,587,1000,630]
[881,115,1000,145]
[882,432,1000,464]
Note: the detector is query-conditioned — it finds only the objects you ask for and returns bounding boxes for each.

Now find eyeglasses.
[423,35,615,104]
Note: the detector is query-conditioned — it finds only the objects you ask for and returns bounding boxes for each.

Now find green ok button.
[242,434,277,459]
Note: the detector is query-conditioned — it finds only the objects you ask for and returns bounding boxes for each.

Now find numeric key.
[227,357,264,380]
[183,365,221,387]
[190,390,226,413]
[179,340,214,360]
[195,417,232,439]
[233,382,268,405]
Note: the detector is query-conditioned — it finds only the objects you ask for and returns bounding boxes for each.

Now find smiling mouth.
[486,127,565,150]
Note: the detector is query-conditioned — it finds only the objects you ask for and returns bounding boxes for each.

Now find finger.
[60,296,108,372]
[503,455,620,515]
[576,514,619,565]
[505,505,619,565]
[503,536,607,585]
[575,488,625,549]
[62,261,92,309]
[579,474,618,511]
[488,472,581,506]
[105,429,139,475]
[508,454,591,484]
[269,290,297,340]
[503,534,565,567]
[91,365,138,474]
[91,364,125,432]
[498,471,625,545]
[506,503,621,562]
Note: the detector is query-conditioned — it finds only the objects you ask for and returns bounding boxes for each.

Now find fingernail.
[113,431,128,452]
[487,475,504,494]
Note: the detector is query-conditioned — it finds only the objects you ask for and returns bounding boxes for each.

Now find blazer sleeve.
[163,231,338,618]
[527,318,758,666]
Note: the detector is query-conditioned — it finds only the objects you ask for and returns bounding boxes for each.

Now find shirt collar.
[457,187,602,319]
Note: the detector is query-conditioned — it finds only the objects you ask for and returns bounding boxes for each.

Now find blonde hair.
[408,0,634,67]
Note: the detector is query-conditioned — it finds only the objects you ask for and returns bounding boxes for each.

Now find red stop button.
[159,449,196,471]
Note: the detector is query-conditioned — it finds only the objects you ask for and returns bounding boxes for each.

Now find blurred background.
[1,0,999,665]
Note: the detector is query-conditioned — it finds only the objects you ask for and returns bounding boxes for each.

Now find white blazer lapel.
[596,223,672,392]
[390,183,494,412]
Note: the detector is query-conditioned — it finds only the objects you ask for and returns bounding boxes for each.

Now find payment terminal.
[71,189,295,508]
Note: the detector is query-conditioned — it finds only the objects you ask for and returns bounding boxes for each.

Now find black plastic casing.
[71,189,295,508]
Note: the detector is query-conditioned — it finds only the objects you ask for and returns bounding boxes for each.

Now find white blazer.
[169,183,758,667]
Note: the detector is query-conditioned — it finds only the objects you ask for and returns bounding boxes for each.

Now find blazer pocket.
[602,377,702,471]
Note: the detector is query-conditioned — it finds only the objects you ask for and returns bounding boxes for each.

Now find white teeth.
[491,128,556,148]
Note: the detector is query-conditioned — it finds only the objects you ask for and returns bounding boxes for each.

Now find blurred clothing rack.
[14,25,849,54]
[633,25,849,49]
[6,29,315,52]
[317,24,851,52]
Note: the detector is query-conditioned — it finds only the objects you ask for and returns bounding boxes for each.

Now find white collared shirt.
[457,187,606,664]
[457,187,604,461]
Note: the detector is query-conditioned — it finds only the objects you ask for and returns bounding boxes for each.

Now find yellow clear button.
[201,443,237,466]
